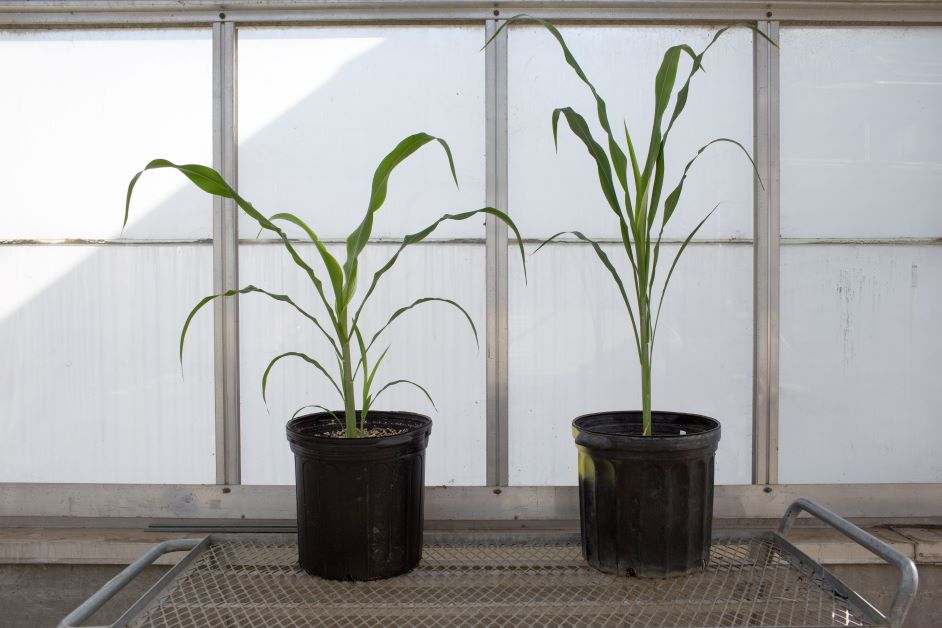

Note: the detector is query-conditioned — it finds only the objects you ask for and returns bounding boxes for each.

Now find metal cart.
[61,498,919,627]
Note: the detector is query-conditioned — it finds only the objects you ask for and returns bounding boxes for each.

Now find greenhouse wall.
[0,1,939,520]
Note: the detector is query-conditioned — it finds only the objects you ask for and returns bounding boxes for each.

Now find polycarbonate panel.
[238,26,486,241]
[0,29,213,240]
[0,245,215,483]
[508,25,754,241]
[780,27,942,239]
[239,243,486,485]
[779,245,942,483]
[508,243,753,486]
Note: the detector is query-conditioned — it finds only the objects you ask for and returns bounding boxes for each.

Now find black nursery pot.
[286,411,432,581]
[572,411,721,578]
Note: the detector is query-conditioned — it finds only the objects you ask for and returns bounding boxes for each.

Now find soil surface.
[321,426,408,438]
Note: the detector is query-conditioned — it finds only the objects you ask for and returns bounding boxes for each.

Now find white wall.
[1,22,939,489]
[0,29,216,483]
[778,27,942,483]
[237,26,485,241]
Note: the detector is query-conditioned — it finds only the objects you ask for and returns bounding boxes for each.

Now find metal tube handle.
[59,538,203,628]
[778,497,918,628]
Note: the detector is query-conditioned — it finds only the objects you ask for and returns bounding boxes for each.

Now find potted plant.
[124,134,526,580]
[489,17,771,577]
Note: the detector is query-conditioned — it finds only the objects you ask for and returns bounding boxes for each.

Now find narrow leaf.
[352,207,527,330]
[270,212,345,304]
[369,297,478,353]
[534,231,642,359]
[179,285,339,365]
[371,379,437,411]
[262,351,342,405]
[552,107,621,218]
[651,203,720,344]
[343,133,457,289]
[126,160,340,333]
[291,404,342,426]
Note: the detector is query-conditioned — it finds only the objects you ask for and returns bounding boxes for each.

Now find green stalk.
[638,259,653,437]
[338,318,358,438]
[639,306,653,436]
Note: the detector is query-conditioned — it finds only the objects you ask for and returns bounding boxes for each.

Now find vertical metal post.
[752,21,780,486]
[213,20,240,485]
[485,19,509,487]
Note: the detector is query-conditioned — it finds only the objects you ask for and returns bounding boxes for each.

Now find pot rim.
[286,410,432,449]
[572,410,721,454]
[572,410,720,438]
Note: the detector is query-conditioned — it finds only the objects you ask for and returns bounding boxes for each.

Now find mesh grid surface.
[130,537,882,627]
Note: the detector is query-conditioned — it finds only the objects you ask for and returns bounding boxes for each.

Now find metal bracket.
[58,537,209,628]
[777,498,920,628]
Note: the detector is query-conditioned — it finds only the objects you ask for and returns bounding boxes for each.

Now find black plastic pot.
[572,411,721,578]
[286,411,432,581]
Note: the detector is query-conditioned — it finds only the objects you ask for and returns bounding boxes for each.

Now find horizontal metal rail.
[2,1,942,26]
[777,498,919,628]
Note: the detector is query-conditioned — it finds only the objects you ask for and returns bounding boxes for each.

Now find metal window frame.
[2,1,941,520]
[3,1,942,26]
[752,20,780,486]
[212,20,241,486]
[484,19,511,487]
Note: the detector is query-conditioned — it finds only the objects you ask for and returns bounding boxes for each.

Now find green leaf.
[485,14,630,204]
[126,160,340,333]
[343,133,457,295]
[365,346,391,408]
[641,45,687,183]
[534,231,641,359]
[552,107,621,218]
[369,297,478,353]
[371,379,436,411]
[179,285,339,365]
[269,212,345,305]
[262,351,342,405]
[354,327,371,420]
[624,122,642,216]
[664,137,760,228]
[352,207,527,331]
[291,404,342,425]
[651,203,720,344]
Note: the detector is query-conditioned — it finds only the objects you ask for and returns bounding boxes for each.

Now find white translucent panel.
[239,243,486,485]
[508,26,754,241]
[780,27,942,239]
[779,245,942,483]
[238,27,486,241]
[508,243,753,486]
[0,30,214,240]
[0,245,215,483]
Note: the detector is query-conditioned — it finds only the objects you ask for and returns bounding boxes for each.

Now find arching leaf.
[179,285,339,365]
[369,297,478,353]
[370,379,436,411]
[262,351,341,405]
[351,207,526,332]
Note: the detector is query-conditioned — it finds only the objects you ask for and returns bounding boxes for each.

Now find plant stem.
[339,319,358,438]
[640,311,652,437]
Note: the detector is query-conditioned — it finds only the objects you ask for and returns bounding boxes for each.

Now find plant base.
[286,411,431,581]
[572,411,721,578]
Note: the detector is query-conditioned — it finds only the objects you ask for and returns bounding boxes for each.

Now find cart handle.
[59,538,205,628]
[778,497,918,628]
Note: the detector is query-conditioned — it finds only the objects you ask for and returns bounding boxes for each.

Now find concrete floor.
[828,563,941,628]
[3,563,938,628]
[1,564,168,628]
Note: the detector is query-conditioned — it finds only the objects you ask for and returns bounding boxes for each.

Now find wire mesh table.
[61,499,918,628]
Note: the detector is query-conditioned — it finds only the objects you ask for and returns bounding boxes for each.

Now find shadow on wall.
[0,26,492,485]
